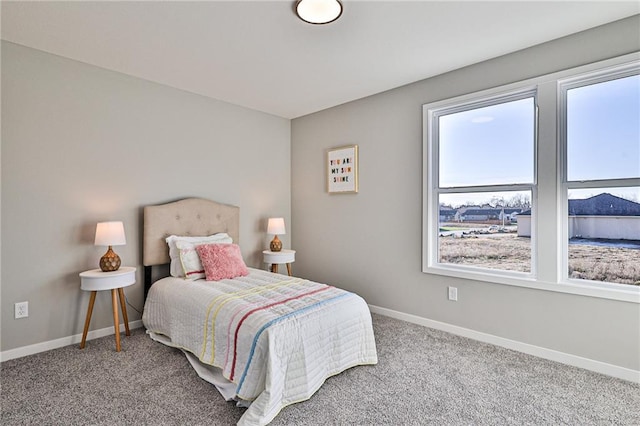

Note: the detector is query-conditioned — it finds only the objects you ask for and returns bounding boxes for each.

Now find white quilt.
[142,268,378,425]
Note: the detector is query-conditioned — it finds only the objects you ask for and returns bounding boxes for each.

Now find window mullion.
[566,178,640,189]
[438,184,532,193]
[536,80,560,283]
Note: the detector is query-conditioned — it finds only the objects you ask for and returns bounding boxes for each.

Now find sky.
[437,73,639,207]
[567,74,639,181]
[439,97,534,188]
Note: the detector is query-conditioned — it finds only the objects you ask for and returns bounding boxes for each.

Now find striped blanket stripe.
[199,278,300,362]
[236,291,353,396]
[229,285,334,380]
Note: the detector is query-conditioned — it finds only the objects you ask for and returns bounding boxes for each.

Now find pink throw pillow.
[196,243,249,281]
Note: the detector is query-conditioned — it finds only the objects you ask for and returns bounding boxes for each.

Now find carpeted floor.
[1,314,638,425]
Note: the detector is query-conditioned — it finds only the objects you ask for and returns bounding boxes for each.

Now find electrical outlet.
[448,287,458,301]
[15,301,29,319]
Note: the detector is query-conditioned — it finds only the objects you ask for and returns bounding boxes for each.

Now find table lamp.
[267,218,285,252]
[95,221,126,272]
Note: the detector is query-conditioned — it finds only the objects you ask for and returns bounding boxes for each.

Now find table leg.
[80,291,97,349]
[271,264,279,273]
[111,289,121,352]
[286,263,292,276]
[118,288,130,336]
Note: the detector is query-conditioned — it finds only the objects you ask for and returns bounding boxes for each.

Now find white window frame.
[422,53,640,304]
[424,88,538,280]
[558,62,640,289]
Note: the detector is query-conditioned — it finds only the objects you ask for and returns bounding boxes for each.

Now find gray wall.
[291,16,640,371]
[1,42,291,351]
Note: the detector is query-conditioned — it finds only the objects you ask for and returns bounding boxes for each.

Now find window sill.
[424,265,640,303]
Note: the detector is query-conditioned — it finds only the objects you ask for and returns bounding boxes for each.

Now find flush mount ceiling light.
[295,0,343,25]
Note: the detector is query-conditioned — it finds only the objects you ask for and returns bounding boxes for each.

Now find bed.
[141,198,378,426]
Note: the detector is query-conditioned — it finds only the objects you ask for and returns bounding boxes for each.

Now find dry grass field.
[568,243,640,285]
[439,233,640,286]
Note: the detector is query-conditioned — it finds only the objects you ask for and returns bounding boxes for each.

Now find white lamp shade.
[267,218,286,235]
[296,0,342,24]
[94,221,126,246]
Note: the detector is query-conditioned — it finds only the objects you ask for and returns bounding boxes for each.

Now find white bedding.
[142,268,378,425]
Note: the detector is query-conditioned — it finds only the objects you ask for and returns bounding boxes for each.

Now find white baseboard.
[0,320,144,362]
[368,305,640,384]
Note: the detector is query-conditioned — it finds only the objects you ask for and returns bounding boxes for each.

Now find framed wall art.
[327,145,358,194]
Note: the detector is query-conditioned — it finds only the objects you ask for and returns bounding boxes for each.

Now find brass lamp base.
[270,235,282,252]
[100,246,121,272]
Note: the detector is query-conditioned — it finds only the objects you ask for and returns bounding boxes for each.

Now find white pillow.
[165,233,233,277]
[177,240,232,280]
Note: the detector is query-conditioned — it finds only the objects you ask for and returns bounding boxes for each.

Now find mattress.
[142,268,378,425]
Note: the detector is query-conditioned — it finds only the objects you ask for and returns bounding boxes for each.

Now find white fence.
[569,216,640,240]
[517,215,640,240]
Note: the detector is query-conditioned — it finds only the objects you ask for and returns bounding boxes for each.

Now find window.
[560,71,640,287]
[423,54,640,300]
[425,90,536,276]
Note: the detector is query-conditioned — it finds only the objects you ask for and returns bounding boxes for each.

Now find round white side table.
[263,249,295,276]
[79,266,136,352]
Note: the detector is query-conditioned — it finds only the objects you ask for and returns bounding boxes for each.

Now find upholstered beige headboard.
[143,198,240,267]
